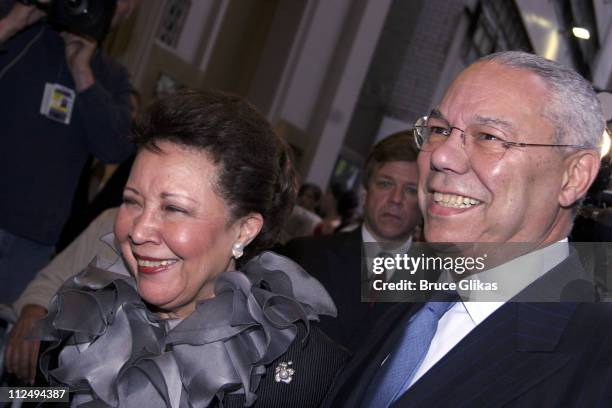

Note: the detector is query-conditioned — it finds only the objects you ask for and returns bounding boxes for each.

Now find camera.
[18,0,117,42]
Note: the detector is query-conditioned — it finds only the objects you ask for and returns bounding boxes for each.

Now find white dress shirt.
[406,239,570,388]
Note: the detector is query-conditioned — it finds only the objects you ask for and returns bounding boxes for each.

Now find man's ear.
[236,213,264,247]
[558,150,601,207]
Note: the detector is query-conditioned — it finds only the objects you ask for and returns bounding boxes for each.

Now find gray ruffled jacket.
[35,250,349,407]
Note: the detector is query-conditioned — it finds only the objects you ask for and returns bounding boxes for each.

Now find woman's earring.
[232,242,244,259]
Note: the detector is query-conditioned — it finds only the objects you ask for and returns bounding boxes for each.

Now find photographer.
[0,0,137,303]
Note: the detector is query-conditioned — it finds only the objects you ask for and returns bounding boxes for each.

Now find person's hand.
[60,32,96,91]
[4,304,48,385]
[0,1,47,42]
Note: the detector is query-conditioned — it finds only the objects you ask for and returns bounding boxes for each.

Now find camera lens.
[65,0,88,15]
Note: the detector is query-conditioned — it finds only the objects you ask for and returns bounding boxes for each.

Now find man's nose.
[389,185,404,204]
[429,128,470,174]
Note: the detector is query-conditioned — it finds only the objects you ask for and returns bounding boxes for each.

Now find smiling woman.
[34,90,348,407]
[115,142,248,319]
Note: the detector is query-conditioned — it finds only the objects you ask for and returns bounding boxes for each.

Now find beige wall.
[104,0,391,188]
[112,0,279,108]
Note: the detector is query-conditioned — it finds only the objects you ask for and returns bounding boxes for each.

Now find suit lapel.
[391,254,584,407]
[326,302,418,407]
[326,228,362,308]
[328,228,362,278]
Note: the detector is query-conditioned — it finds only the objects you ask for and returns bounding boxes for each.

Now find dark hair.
[336,190,359,220]
[329,181,347,201]
[363,130,419,188]
[298,183,322,202]
[132,89,297,259]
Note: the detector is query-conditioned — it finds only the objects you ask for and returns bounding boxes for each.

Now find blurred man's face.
[364,161,420,242]
[417,62,569,244]
[298,188,319,212]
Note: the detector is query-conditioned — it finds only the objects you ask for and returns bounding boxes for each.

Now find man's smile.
[432,191,481,208]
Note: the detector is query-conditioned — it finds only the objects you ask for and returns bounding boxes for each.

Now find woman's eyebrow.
[124,186,140,195]
[160,192,198,204]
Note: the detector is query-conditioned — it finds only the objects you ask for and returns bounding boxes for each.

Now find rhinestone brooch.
[274,361,295,384]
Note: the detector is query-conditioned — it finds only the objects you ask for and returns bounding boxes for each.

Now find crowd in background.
[0,0,611,406]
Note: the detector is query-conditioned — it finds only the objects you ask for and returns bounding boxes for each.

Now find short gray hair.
[478,51,604,149]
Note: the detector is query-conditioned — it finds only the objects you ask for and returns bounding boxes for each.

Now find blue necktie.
[362,294,457,407]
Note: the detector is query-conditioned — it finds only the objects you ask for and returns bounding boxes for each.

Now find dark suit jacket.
[223,323,349,408]
[280,228,394,352]
[326,253,612,407]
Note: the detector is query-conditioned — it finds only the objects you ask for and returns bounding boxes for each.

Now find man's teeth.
[137,259,177,267]
[433,192,481,208]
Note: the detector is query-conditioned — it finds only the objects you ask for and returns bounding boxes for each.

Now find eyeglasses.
[413,112,591,159]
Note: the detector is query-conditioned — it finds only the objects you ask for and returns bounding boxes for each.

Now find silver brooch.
[274,361,295,384]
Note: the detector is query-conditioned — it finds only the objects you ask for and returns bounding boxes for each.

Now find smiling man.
[418,64,593,245]
[281,131,421,351]
[326,51,612,407]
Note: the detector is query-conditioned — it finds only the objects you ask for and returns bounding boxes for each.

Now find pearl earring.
[232,242,244,259]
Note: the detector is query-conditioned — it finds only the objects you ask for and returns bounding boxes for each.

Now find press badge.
[40,83,75,125]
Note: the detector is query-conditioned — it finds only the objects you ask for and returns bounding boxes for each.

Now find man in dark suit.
[281,131,421,352]
[327,51,612,407]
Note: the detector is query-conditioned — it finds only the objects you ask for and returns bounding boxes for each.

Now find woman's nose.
[129,209,161,245]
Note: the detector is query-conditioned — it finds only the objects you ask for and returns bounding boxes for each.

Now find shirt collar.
[460,239,569,302]
[362,224,377,244]
[461,301,504,325]
[457,238,569,324]
[361,223,413,253]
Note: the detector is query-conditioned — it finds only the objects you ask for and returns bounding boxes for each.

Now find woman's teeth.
[433,192,481,208]
[137,259,177,267]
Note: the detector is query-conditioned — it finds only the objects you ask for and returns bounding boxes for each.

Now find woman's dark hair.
[132,89,297,259]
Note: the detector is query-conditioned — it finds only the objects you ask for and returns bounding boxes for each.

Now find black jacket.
[325,253,612,407]
[280,229,393,352]
[223,323,349,407]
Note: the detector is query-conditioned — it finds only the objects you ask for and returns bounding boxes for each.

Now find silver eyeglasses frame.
[413,114,593,152]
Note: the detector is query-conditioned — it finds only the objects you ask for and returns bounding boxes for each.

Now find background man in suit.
[281,131,421,352]
[327,51,612,407]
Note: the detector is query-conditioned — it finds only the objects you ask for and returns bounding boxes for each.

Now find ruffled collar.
[35,251,336,407]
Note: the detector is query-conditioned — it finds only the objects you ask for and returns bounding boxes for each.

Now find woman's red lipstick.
[134,254,178,275]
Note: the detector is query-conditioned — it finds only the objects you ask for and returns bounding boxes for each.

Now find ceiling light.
[572,27,590,40]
